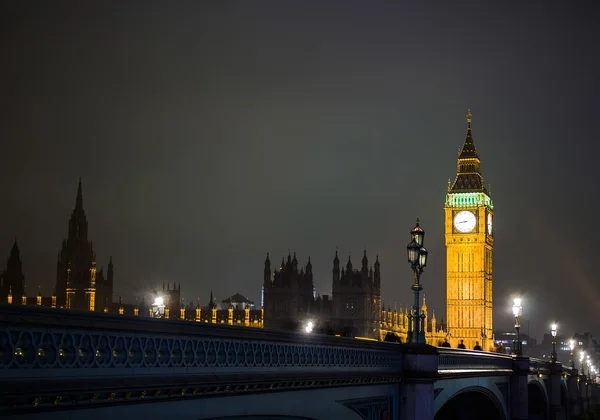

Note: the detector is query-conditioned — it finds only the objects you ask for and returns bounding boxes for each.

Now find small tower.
[118,296,124,315]
[164,306,170,319]
[36,286,42,306]
[180,298,185,320]
[421,294,428,333]
[227,302,234,325]
[21,288,27,305]
[244,303,250,326]
[209,290,217,324]
[51,287,57,309]
[195,298,201,322]
[7,286,12,304]
[333,250,340,282]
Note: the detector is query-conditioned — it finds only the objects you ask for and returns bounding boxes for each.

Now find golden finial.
[466,108,472,124]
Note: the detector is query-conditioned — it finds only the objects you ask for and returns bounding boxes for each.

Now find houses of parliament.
[0,179,113,312]
[0,111,494,348]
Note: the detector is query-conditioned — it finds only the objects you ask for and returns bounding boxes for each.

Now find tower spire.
[76,177,83,210]
[449,109,487,193]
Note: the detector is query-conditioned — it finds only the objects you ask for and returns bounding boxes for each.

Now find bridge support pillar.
[510,356,530,420]
[548,362,562,420]
[398,344,438,420]
[567,368,581,418]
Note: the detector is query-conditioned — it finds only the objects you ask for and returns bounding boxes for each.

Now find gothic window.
[344,300,356,315]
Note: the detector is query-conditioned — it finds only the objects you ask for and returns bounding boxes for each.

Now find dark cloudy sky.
[1,1,598,340]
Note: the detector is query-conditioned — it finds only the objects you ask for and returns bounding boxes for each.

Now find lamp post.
[406,219,428,344]
[569,339,575,369]
[551,323,558,362]
[580,351,586,376]
[512,297,523,356]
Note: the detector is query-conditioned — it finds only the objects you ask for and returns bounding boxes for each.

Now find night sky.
[1,1,598,340]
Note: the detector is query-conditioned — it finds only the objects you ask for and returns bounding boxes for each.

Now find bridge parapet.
[437,347,513,378]
[0,305,403,415]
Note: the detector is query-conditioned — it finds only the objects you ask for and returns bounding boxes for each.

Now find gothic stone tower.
[55,179,98,311]
[445,110,494,350]
[262,252,315,330]
[332,251,381,339]
[1,240,25,303]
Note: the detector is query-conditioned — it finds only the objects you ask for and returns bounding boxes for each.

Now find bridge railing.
[0,304,403,414]
[437,347,514,377]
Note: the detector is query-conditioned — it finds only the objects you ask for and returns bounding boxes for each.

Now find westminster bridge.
[0,305,598,420]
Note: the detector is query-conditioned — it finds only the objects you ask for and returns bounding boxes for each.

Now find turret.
[264,253,271,285]
[361,250,368,273]
[374,255,381,288]
[306,256,312,275]
[421,294,428,332]
[195,298,201,322]
[292,252,298,272]
[346,255,353,272]
[332,250,340,282]
[107,256,114,285]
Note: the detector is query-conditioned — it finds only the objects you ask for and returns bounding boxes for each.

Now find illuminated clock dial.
[453,211,476,233]
[487,213,493,235]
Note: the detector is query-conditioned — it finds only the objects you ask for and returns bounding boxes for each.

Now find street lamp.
[569,339,575,369]
[406,219,428,344]
[512,297,523,356]
[580,351,586,376]
[550,323,558,362]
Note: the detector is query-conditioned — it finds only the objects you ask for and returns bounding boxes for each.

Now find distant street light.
[152,296,165,318]
[569,339,575,369]
[406,219,428,344]
[304,320,314,334]
[551,323,558,363]
[580,351,586,376]
[512,298,523,356]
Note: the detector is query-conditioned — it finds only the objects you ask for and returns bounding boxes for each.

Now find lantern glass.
[407,241,419,264]
[551,323,557,337]
[419,246,428,268]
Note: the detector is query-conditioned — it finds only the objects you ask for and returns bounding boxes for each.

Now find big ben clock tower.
[445,110,494,351]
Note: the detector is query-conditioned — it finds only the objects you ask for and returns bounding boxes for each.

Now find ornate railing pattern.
[437,347,513,377]
[0,305,403,376]
[0,305,403,414]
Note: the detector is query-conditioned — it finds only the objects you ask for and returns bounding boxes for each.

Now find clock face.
[454,211,477,233]
[487,213,493,235]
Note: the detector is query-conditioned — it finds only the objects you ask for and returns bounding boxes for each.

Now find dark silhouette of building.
[55,179,113,311]
[262,250,381,339]
[0,240,25,303]
[262,252,316,330]
[332,251,381,338]
[161,282,181,311]
[221,293,255,309]
[95,257,114,312]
